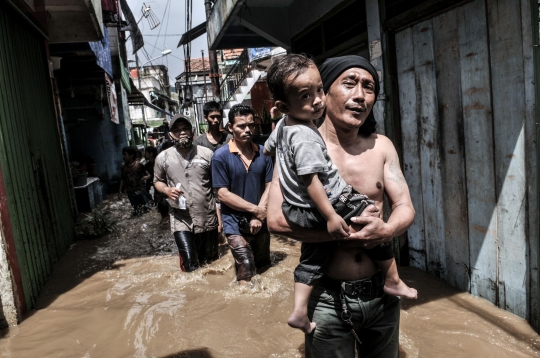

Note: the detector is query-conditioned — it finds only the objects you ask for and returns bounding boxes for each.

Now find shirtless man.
[267,55,415,357]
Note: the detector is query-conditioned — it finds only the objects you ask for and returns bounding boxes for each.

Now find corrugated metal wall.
[394,0,538,327]
[0,2,75,308]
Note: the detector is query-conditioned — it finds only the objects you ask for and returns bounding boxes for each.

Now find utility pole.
[202,50,208,102]
[204,0,221,101]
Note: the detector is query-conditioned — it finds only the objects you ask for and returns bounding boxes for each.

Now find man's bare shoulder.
[369,133,398,160]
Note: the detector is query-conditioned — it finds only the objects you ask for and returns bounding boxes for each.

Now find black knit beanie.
[319,55,379,136]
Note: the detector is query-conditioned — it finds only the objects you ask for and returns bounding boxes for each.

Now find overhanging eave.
[46,0,104,43]
[207,0,243,50]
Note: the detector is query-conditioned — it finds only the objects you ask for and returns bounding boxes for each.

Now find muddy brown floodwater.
[0,197,539,357]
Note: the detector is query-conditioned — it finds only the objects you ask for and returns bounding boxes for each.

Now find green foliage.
[76,209,117,239]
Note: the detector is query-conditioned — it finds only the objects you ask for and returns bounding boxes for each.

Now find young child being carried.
[264,54,417,334]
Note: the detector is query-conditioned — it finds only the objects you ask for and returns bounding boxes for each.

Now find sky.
[125,0,209,83]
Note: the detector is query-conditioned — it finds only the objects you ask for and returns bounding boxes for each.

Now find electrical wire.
[151,0,171,57]
[183,0,193,94]
[144,41,183,61]
[163,0,172,51]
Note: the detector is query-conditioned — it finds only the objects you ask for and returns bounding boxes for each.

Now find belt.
[319,271,384,297]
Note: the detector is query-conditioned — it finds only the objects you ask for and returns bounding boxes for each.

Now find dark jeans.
[127,191,148,209]
[226,230,271,281]
[306,272,400,358]
[174,229,219,272]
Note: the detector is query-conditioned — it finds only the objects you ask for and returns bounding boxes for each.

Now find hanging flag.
[119,0,144,54]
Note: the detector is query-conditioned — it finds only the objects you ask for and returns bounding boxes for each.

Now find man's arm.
[216,204,223,234]
[267,165,381,243]
[349,138,415,245]
[267,167,334,243]
[257,182,271,212]
[301,173,349,240]
[153,158,183,200]
[216,187,266,221]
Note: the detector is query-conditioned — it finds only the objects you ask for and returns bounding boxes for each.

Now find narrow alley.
[1,0,540,356]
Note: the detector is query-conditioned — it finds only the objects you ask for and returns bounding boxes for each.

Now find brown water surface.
[0,198,538,357]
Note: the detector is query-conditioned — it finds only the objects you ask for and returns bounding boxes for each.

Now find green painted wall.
[0,2,75,309]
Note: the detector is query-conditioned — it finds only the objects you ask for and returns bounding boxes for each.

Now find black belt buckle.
[359,279,372,295]
[343,278,372,296]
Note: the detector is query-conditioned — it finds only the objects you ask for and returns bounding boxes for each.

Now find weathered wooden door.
[394,0,538,324]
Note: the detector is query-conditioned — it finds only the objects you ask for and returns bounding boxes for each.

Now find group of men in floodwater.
[129,54,418,357]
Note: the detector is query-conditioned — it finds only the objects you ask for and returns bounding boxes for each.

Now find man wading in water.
[268,55,415,357]
[154,115,219,272]
[212,104,274,286]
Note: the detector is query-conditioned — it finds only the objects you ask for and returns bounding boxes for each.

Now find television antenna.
[139,3,160,30]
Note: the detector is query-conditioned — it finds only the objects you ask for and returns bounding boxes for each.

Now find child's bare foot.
[288,313,316,334]
[384,279,418,299]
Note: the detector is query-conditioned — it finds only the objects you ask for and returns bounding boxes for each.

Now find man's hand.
[349,216,394,248]
[250,218,262,235]
[327,214,350,240]
[164,187,184,201]
[359,204,381,218]
[252,206,267,222]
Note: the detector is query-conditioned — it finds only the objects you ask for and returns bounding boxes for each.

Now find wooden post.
[365,0,385,135]
[525,0,540,330]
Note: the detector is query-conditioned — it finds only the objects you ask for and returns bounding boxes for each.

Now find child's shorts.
[285,185,395,286]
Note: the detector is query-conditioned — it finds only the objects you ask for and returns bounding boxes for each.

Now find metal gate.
[0,2,75,309]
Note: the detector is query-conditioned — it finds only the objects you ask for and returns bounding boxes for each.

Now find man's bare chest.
[335,155,385,200]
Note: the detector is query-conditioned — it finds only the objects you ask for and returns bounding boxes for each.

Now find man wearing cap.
[154,114,219,272]
[268,55,415,357]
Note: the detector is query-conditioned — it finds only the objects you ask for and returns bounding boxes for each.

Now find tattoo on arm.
[388,160,406,187]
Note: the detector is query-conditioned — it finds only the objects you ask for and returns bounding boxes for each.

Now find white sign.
[105,74,119,124]
[369,40,382,60]
[121,86,132,130]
